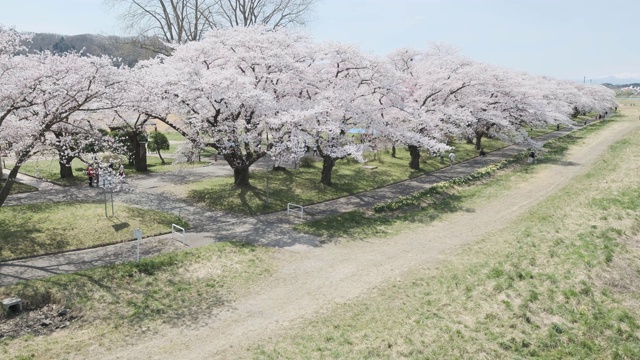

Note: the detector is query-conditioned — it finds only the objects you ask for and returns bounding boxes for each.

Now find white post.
[133,229,143,262]
[265,153,270,206]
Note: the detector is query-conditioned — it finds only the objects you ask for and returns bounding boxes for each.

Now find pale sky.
[1,0,638,81]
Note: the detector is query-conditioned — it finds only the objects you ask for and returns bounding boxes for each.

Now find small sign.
[133,229,143,240]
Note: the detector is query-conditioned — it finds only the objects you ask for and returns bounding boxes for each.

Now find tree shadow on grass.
[111,222,131,232]
[297,191,470,244]
[0,208,71,262]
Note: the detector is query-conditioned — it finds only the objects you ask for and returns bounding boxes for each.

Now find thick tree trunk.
[408,145,421,170]
[0,164,21,207]
[233,167,250,187]
[0,154,4,180]
[391,144,396,158]
[134,139,147,172]
[320,155,336,186]
[59,156,74,179]
[475,134,483,150]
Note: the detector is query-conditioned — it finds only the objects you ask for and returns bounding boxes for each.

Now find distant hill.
[592,75,640,86]
[24,33,165,67]
[602,83,640,89]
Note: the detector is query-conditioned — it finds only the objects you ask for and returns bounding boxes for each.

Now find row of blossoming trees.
[0,25,616,207]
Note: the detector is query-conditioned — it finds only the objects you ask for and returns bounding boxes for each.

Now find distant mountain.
[23,33,165,67]
[591,74,640,86]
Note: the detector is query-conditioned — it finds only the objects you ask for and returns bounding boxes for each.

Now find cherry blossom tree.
[297,43,446,184]
[0,25,32,179]
[293,43,385,185]
[131,26,312,186]
[0,51,127,206]
[563,81,616,117]
[387,46,476,169]
[0,25,29,56]
[452,65,575,150]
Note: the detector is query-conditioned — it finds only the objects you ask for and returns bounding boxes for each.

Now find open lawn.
[188,137,508,215]
[0,203,188,261]
[250,111,640,358]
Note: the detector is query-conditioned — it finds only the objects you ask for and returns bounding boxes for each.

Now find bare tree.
[106,0,316,44]
[213,0,316,28]
[107,0,215,43]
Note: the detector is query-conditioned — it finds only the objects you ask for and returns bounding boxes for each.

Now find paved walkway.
[0,120,605,286]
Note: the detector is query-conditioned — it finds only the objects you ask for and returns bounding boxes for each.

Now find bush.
[300,155,317,168]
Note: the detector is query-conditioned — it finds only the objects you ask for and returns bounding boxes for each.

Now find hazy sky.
[1,0,638,80]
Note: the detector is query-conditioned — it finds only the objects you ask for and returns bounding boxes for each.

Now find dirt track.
[89,117,639,359]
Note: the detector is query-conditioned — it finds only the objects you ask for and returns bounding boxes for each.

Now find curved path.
[90,115,639,359]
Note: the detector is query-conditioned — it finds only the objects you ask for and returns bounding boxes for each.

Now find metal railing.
[287,203,304,219]
[172,224,187,245]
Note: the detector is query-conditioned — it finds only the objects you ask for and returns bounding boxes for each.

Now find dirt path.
[88,117,640,359]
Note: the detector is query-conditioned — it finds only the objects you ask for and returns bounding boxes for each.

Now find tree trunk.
[466,137,474,144]
[157,150,165,165]
[475,134,483,150]
[0,154,4,180]
[233,167,250,187]
[134,139,147,172]
[408,145,420,170]
[59,156,75,179]
[0,164,21,207]
[320,155,336,186]
[391,144,396,158]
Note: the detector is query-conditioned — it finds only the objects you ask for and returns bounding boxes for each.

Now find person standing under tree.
[87,165,95,187]
[449,152,456,166]
[528,151,536,164]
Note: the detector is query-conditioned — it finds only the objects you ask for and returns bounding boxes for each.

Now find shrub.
[300,155,317,168]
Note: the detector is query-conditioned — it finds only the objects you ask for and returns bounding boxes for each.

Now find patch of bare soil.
[0,304,80,339]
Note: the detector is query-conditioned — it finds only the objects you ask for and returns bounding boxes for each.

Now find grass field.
[187,137,508,215]
[249,112,640,358]
[0,203,188,261]
[0,242,275,360]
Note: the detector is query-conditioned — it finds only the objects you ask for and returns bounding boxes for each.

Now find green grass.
[0,202,188,261]
[527,124,563,138]
[0,242,274,359]
[296,119,615,241]
[0,180,38,195]
[188,138,507,215]
[251,108,640,359]
[9,156,207,186]
[163,132,187,142]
